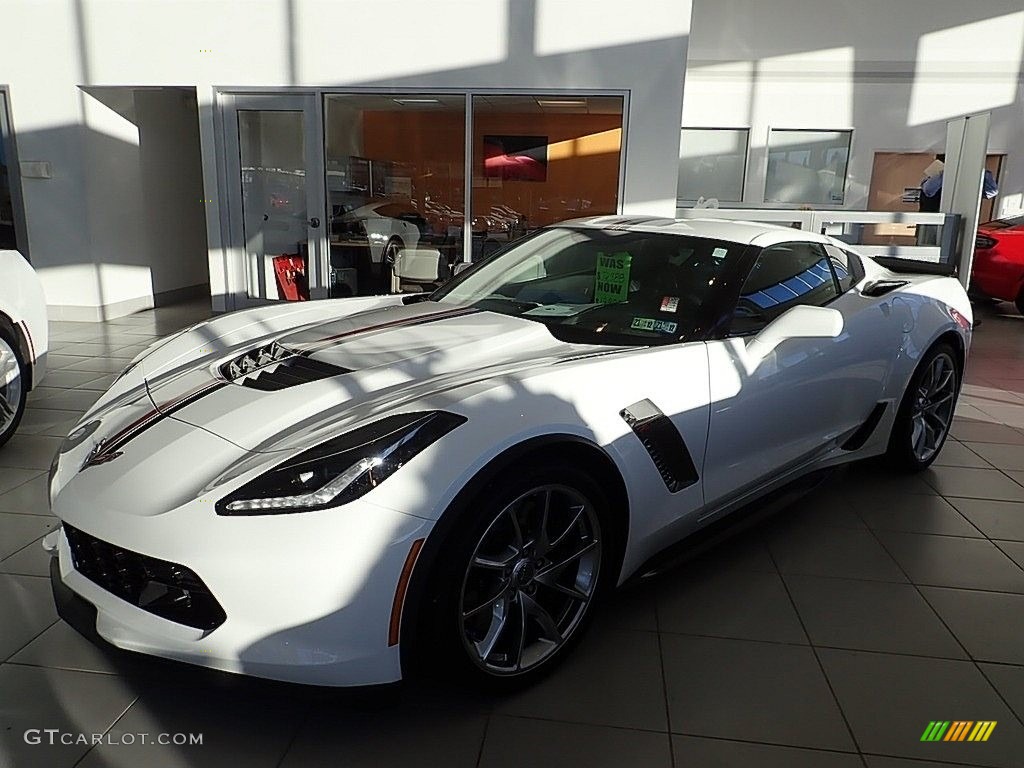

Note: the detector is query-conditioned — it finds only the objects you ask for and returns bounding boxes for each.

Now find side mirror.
[746,304,844,360]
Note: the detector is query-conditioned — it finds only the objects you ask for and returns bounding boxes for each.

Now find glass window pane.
[678,128,748,203]
[0,93,20,252]
[734,242,837,334]
[238,110,308,301]
[765,129,851,206]
[324,94,466,296]
[470,95,623,261]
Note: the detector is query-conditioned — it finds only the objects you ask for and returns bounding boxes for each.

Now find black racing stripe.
[299,305,481,353]
[82,381,227,469]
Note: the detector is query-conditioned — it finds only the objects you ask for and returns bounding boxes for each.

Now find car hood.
[143,301,614,452]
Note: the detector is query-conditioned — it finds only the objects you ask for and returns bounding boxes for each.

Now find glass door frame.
[219,91,329,309]
[215,87,629,308]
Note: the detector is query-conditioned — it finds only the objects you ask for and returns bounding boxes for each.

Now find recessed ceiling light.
[393,98,441,105]
[536,98,587,108]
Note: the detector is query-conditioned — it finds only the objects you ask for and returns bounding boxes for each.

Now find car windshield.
[431,227,744,345]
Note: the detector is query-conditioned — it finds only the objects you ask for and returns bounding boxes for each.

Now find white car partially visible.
[0,251,48,447]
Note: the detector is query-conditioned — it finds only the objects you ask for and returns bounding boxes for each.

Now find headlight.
[216,411,466,515]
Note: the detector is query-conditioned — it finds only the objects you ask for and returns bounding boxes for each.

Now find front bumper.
[49,495,434,687]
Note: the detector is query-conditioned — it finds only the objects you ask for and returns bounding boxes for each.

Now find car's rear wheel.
[427,464,610,689]
[886,343,960,472]
[1014,288,1024,316]
[0,333,27,449]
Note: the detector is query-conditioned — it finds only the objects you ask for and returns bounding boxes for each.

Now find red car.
[973,215,1024,313]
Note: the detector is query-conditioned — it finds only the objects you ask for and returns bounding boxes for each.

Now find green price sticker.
[594,251,632,304]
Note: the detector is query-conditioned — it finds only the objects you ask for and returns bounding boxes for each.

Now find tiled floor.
[2,298,1024,767]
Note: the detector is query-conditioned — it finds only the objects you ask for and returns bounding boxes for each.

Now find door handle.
[309,217,321,229]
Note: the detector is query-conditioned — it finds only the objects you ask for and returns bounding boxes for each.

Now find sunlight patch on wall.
[908,12,1024,126]
[535,0,690,57]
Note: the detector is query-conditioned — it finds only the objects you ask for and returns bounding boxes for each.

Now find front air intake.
[64,523,226,631]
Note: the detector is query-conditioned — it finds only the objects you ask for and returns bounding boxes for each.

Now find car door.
[701,240,887,510]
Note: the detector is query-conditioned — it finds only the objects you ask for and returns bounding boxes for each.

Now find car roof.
[560,215,832,247]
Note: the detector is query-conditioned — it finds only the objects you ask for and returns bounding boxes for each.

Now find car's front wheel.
[428,464,610,689]
[0,332,27,449]
[887,343,960,471]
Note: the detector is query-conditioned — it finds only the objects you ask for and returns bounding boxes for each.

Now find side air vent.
[861,279,909,297]
[220,343,349,390]
[620,399,699,493]
[841,401,888,451]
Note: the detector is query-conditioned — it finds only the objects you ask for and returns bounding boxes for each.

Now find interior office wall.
[0,0,692,315]
[358,109,622,225]
[136,89,210,301]
[682,0,1024,216]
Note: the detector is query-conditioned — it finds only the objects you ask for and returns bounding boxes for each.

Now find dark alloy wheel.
[424,464,611,689]
[0,332,27,449]
[887,343,960,471]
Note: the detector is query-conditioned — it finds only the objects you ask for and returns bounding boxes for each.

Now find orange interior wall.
[360,110,622,226]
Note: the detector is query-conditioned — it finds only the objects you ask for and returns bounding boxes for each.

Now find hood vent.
[221,343,350,391]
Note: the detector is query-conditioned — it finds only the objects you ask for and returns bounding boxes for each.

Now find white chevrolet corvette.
[48,217,971,688]
[0,251,48,448]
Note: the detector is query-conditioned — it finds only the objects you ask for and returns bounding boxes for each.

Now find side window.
[731,242,838,335]
[823,243,861,292]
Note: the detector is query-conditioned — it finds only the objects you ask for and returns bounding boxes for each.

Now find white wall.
[1,0,693,315]
[683,0,1024,214]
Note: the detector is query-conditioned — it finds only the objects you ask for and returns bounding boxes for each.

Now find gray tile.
[0,574,57,661]
[950,419,1024,445]
[0,535,57,577]
[921,587,1024,665]
[79,682,304,768]
[997,540,1024,570]
[16,407,81,437]
[0,434,62,471]
[767,525,907,583]
[281,697,485,768]
[978,663,1024,722]
[77,373,118,391]
[496,629,667,731]
[819,648,1024,766]
[877,531,1024,592]
[965,442,1024,471]
[922,466,1024,502]
[0,467,43,494]
[480,717,671,768]
[673,735,862,768]
[10,620,128,675]
[656,565,807,644]
[45,353,94,370]
[866,757,999,768]
[683,530,779,575]
[661,634,855,751]
[933,440,993,468]
[948,498,1024,541]
[0,473,50,515]
[858,494,982,538]
[785,575,966,659]
[594,587,658,633]
[830,467,939,500]
[0,512,57,560]
[25,389,102,412]
[61,358,128,374]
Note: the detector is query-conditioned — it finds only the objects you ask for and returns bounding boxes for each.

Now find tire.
[422,462,611,690]
[1014,289,1024,317]
[886,343,960,472]
[0,331,27,450]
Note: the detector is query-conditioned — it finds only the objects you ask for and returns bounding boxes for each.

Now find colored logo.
[920,721,996,742]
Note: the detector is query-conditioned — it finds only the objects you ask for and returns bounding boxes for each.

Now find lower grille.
[64,524,226,631]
